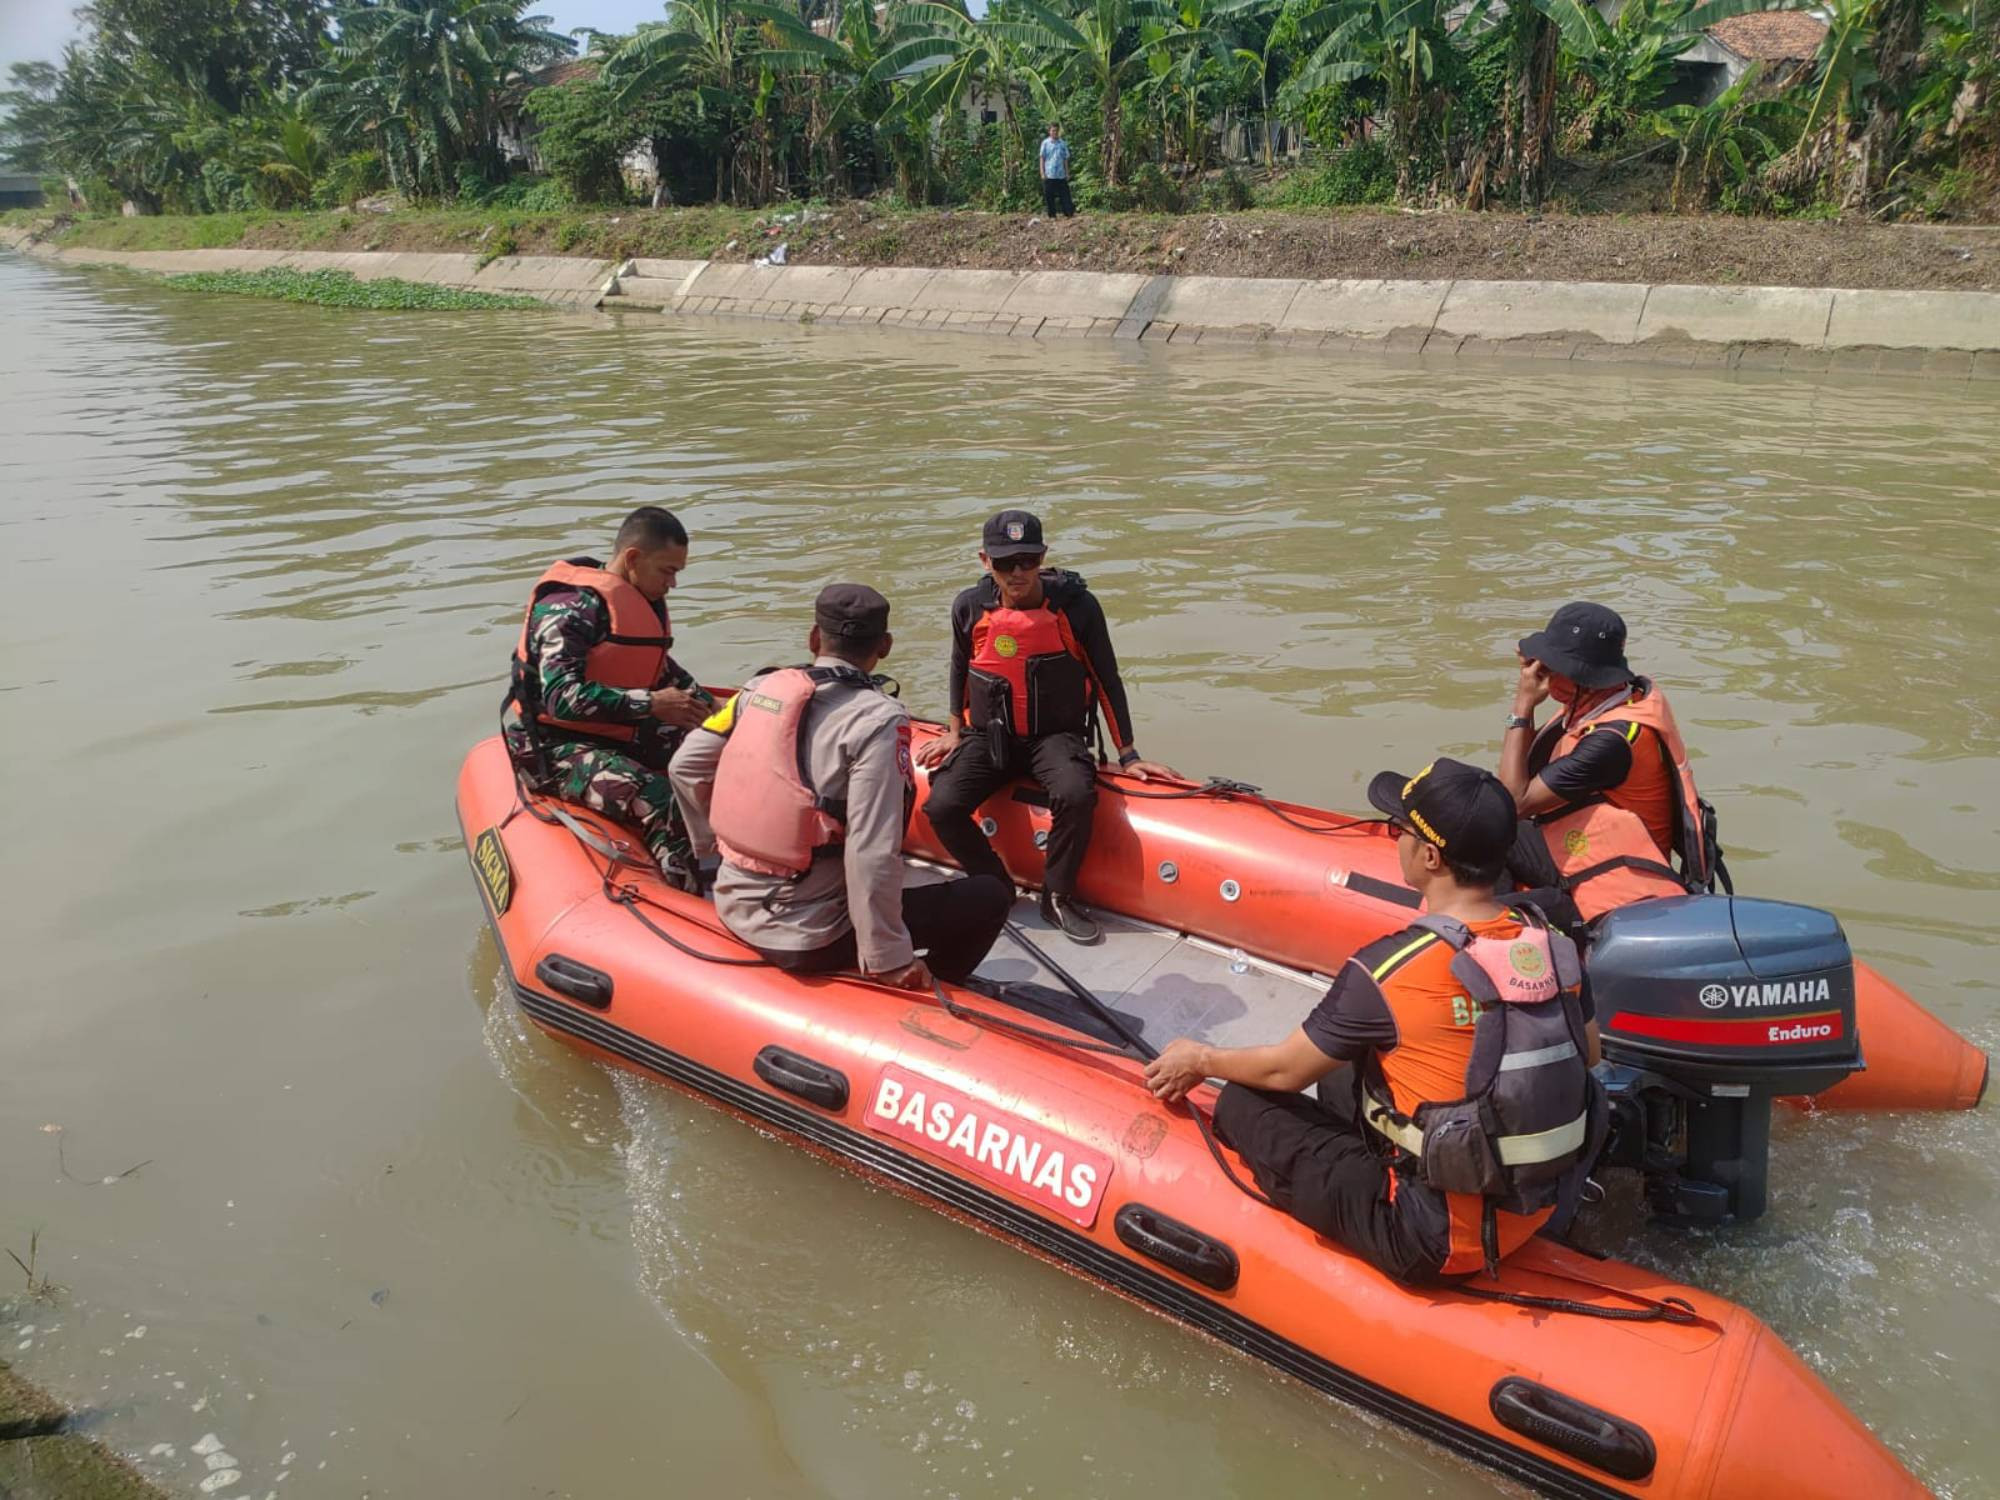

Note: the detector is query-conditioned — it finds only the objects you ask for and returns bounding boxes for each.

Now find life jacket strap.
[1362,1099,1427,1158]
[1564,852,1688,889]
[1362,1096,1587,1166]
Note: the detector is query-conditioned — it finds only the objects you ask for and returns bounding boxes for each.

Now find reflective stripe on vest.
[965,599,1090,738]
[512,559,671,746]
[1538,678,1707,918]
[710,666,868,878]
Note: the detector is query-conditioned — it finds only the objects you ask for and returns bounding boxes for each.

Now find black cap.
[1518,602,1632,690]
[814,583,891,642]
[1367,758,1518,869]
[982,509,1046,559]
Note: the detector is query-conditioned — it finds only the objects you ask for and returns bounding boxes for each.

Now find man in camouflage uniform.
[503,506,714,886]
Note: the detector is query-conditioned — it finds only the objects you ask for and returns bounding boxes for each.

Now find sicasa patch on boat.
[867,1065,1113,1228]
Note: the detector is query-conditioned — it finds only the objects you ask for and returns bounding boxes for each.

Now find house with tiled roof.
[1677,8,1828,102]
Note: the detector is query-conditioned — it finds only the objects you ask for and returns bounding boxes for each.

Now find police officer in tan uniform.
[672,585,1011,989]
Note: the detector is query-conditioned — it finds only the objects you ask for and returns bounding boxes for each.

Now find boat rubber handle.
[1114,1203,1239,1291]
[1489,1376,1655,1480]
[536,953,613,1010]
[753,1046,850,1112]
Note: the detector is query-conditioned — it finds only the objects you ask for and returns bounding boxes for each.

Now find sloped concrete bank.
[1,232,613,308]
[8,228,2000,378]
[609,258,2000,377]
[1,1364,166,1499]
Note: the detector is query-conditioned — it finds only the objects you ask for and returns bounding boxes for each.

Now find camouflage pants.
[540,741,690,872]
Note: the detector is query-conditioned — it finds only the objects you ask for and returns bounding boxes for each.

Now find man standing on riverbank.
[1039,124,1076,218]
[504,506,713,890]
[917,511,1174,943]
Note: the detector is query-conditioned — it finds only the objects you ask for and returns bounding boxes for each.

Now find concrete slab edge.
[9,239,2000,376]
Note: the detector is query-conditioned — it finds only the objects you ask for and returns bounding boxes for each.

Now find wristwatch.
[1118,746,1141,767]
[1504,714,1535,732]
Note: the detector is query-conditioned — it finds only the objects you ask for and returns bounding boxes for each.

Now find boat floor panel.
[906,862,1324,1053]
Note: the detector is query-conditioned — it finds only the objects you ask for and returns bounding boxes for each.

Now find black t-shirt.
[1533,723,1637,803]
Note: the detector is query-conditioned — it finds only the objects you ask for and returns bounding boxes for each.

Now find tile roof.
[1702,10,1828,61]
[531,58,603,88]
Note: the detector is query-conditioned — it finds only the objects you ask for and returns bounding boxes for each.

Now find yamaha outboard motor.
[1587,895,1863,1222]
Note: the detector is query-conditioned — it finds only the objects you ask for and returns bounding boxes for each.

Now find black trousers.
[750,873,1012,982]
[1213,1080,1447,1284]
[1041,177,1075,217]
[923,730,1097,898]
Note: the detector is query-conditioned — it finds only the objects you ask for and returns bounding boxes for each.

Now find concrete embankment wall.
[610,258,2000,377]
[8,226,2000,378]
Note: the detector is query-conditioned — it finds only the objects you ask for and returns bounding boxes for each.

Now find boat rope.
[1449,1285,1705,1325]
[1095,773,1390,839]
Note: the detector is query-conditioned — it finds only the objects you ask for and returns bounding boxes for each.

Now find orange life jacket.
[963,576,1098,740]
[1532,678,1709,922]
[510,559,670,746]
[710,665,873,878]
[1362,912,1594,1276]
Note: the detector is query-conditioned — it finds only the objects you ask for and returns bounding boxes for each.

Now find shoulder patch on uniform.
[895,720,914,785]
[701,695,738,735]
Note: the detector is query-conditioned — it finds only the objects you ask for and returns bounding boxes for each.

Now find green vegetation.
[161,267,548,309]
[0,0,1993,223]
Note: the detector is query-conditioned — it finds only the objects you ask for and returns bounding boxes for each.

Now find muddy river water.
[3,251,1997,1499]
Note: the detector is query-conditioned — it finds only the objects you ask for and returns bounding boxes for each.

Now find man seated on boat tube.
[915,509,1176,946]
[1498,602,1719,925]
[670,585,1013,991]
[1144,761,1604,1284]
[504,506,715,891]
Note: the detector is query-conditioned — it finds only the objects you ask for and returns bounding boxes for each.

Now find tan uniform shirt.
[669,658,916,971]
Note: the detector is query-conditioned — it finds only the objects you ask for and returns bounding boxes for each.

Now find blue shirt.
[1039,137,1070,180]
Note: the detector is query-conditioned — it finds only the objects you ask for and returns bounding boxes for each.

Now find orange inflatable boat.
[456,725,1957,1498]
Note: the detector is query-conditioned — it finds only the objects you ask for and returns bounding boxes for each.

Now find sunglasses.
[989,553,1045,573]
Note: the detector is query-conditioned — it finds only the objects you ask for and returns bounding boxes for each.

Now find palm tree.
[987,0,1177,187]
[309,0,570,199]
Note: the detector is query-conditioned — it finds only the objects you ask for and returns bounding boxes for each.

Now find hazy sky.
[0,0,677,78]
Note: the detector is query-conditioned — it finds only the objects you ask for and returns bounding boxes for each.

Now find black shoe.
[1040,892,1101,945]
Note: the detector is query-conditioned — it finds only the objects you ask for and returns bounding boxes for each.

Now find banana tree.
[1287,0,1486,193]
[1141,0,1252,173]
[1649,62,1799,207]
[606,0,758,200]
[309,0,570,199]
[1486,0,1599,206]
[984,0,1177,187]
[755,0,888,197]
[870,0,1058,201]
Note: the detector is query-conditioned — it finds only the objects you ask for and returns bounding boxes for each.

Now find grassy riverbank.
[12,203,2000,293]
[164,267,547,311]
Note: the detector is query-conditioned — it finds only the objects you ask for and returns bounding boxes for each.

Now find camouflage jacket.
[504,586,709,769]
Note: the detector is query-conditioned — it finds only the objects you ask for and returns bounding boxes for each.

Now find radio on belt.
[1588,894,1863,1224]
